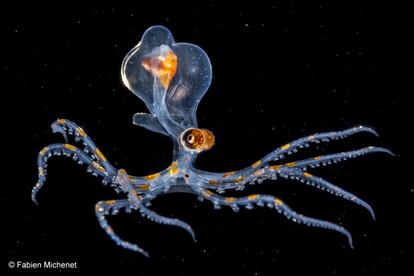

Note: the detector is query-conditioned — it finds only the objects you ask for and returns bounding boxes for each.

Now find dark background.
[1,1,412,275]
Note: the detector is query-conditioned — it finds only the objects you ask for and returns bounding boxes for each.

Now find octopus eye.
[186,134,195,144]
[181,128,215,152]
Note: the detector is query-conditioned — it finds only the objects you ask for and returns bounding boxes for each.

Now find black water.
[1,1,412,275]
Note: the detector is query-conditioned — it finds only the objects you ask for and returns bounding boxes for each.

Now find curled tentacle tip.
[51,123,62,134]
[31,192,39,205]
[371,147,396,157]
[51,124,68,142]
[363,203,376,221]
[339,227,354,249]
[140,251,150,258]
[371,130,380,138]
[62,132,69,143]
[346,235,354,249]
[188,229,197,242]
[384,149,397,157]
[369,209,376,222]
[136,249,150,257]
[130,245,150,257]
[363,127,380,137]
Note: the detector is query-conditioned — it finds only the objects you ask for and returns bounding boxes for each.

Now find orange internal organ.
[142,48,177,89]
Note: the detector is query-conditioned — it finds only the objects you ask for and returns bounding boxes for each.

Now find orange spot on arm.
[168,161,179,175]
[223,171,236,178]
[145,172,161,181]
[106,200,116,206]
[248,194,259,201]
[64,144,77,151]
[253,169,264,177]
[106,226,114,234]
[281,144,290,150]
[139,184,150,191]
[235,176,245,183]
[95,148,107,162]
[225,197,236,203]
[202,190,213,197]
[252,160,262,168]
[304,172,313,178]
[77,127,87,137]
[269,165,282,171]
[92,161,106,173]
[286,162,296,167]
[40,147,48,156]
[274,199,283,206]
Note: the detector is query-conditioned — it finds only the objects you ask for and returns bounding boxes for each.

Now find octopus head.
[122,26,213,142]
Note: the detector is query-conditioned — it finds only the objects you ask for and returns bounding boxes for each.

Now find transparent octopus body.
[32,26,393,256]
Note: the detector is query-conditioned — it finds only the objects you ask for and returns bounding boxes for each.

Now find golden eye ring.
[180,128,215,152]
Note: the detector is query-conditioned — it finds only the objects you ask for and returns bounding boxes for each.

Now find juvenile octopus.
[32,26,393,256]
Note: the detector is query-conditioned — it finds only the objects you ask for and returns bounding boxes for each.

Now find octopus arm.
[51,119,117,175]
[281,147,394,171]
[32,143,115,204]
[197,189,353,248]
[133,113,168,136]
[276,168,376,219]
